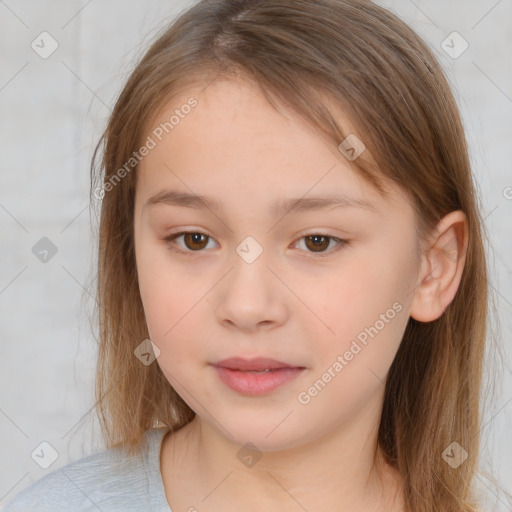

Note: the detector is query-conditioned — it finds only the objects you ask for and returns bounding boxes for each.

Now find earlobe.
[409,210,469,322]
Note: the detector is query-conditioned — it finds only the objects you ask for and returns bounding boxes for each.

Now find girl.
[5,0,492,510]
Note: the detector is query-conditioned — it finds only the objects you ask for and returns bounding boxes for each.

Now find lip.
[211,357,306,395]
[212,357,300,371]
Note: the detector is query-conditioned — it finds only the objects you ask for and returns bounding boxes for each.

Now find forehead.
[136,78,408,215]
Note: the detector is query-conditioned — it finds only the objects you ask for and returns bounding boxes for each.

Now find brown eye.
[182,232,209,250]
[163,232,215,255]
[164,231,347,258]
[304,235,331,252]
[294,234,348,257]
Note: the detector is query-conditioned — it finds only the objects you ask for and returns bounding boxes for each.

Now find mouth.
[211,357,306,395]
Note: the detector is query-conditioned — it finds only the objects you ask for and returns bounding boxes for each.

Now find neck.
[161,394,404,511]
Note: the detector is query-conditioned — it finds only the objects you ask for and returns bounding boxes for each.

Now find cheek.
[302,241,415,372]
[293,256,412,427]
[138,263,205,384]
[136,236,185,340]
[135,236,213,371]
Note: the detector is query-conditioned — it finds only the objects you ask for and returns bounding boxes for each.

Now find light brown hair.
[90,1,490,510]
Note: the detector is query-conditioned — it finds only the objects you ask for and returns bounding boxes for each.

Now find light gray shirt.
[3,428,172,511]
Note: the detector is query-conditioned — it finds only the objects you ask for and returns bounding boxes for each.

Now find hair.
[90,1,491,511]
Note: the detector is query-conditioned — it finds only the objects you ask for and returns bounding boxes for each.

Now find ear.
[410,210,469,322]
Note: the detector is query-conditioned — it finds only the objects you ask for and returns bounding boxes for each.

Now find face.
[133,78,421,452]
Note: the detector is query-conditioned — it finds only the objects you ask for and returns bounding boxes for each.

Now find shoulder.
[3,428,170,512]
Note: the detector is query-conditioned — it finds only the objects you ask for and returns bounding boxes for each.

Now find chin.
[207,411,315,453]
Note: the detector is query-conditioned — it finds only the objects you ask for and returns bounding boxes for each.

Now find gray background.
[0,0,511,509]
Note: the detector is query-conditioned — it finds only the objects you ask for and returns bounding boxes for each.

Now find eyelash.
[162,231,348,258]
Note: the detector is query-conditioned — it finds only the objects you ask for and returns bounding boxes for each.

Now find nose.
[214,253,289,333]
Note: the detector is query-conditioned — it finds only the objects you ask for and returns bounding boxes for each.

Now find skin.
[133,77,468,512]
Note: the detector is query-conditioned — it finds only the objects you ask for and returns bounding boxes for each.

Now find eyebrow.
[144,189,377,216]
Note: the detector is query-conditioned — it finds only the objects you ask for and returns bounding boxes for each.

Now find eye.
[163,231,217,255]
[293,234,348,257]
[162,231,348,257]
